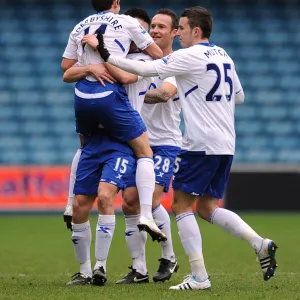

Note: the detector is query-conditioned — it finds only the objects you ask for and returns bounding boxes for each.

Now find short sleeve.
[62,33,78,59]
[163,76,177,88]
[126,17,154,51]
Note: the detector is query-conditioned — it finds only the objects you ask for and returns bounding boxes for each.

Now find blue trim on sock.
[72,226,90,232]
[176,212,194,222]
[209,208,219,224]
[152,204,161,213]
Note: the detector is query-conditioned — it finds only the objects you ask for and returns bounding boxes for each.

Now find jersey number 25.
[206,63,233,102]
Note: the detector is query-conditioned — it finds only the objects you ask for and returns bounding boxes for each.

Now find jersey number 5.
[206,63,233,102]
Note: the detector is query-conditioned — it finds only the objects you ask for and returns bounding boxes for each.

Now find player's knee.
[72,196,91,221]
[196,199,217,221]
[122,195,139,215]
[171,200,180,216]
[97,191,114,214]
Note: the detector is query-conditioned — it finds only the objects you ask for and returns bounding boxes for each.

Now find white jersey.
[125,52,153,113]
[141,76,182,147]
[153,43,243,155]
[63,11,154,81]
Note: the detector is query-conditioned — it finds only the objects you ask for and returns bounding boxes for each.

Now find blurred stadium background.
[0,0,299,211]
[0,0,299,299]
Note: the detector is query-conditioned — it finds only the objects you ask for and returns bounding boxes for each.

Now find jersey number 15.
[206,63,233,102]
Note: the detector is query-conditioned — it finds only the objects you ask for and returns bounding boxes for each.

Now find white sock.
[210,207,263,252]
[176,212,208,281]
[136,157,155,219]
[95,214,116,271]
[125,215,147,275]
[67,149,81,206]
[153,204,175,262]
[72,221,92,277]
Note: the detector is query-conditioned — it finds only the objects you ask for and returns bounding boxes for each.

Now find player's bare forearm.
[144,89,170,104]
[145,81,177,104]
[61,58,77,72]
[63,66,89,83]
[104,63,138,84]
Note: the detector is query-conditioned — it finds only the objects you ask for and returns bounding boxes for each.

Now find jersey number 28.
[206,63,233,102]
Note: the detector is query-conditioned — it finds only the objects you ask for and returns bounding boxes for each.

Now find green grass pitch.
[0,213,299,300]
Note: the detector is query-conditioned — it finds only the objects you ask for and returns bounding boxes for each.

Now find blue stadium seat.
[0,1,299,164]
[0,151,28,164]
[259,106,288,120]
[264,122,294,136]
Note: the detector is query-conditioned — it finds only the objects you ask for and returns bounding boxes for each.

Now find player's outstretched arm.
[144,81,177,104]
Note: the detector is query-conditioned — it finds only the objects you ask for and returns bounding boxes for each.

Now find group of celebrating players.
[60,0,278,290]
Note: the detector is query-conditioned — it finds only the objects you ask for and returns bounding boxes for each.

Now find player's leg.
[169,151,211,290]
[92,182,119,286]
[63,135,84,230]
[66,136,102,286]
[92,153,136,286]
[66,194,95,286]
[116,187,149,284]
[196,155,278,281]
[128,133,166,242]
[151,147,181,282]
[169,189,211,290]
[152,186,178,282]
[127,133,156,227]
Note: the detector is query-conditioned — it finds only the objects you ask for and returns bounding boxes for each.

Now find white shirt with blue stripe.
[63,11,154,79]
[152,43,243,155]
[141,76,182,148]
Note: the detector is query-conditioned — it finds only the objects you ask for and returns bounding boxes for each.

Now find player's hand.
[81,34,99,50]
[96,31,111,62]
[63,204,73,231]
[88,64,116,87]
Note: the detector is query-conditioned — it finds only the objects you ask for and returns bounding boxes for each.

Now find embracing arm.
[108,56,158,77]
[61,58,77,72]
[63,65,91,82]
[63,64,115,86]
[104,63,138,84]
[144,81,177,104]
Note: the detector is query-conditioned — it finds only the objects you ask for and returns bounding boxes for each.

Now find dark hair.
[123,8,151,26]
[181,6,213,38]
[91,0,114,12]
[155,8,178,30]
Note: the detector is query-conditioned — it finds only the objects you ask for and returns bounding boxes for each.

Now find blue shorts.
[74,79,147,142]
[74,132,136,195]
[127,146,180,193]
[172,151,233,198]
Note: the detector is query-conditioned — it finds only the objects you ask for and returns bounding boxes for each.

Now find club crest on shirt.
[139,25,147,35]
[161,54,174,65]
